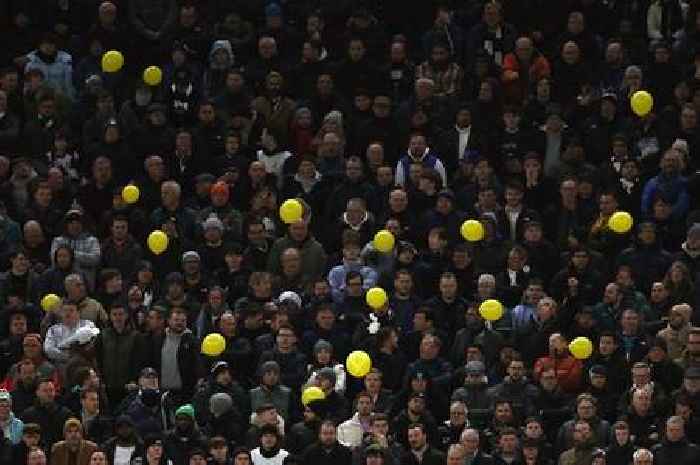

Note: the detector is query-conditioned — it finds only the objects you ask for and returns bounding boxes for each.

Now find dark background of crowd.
[1,1,700,465]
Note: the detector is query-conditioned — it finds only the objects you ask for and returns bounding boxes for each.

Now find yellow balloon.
[122,185,140,204]
[279,199,303,224]
[373,230,395,253]
[479,299,503,321]
[201,333,226,356]
[569,337,593,360]
[101,50,124,73]
[147,230,169,255]
[346,350,372,378]
[143,66,163,86]
[302,386,325,406]
[608,211,633,233]
[461,220,484,242]
[366,287,388,310]
[41,293,61,312]
[630,90,654,117]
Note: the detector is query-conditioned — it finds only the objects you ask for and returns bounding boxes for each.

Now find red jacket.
[501,52,551,103]
[533,353,582,394]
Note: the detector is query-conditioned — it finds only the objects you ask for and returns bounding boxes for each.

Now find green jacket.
[267,235,327,280]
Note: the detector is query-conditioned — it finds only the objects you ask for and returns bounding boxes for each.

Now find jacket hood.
[209,40,234,66]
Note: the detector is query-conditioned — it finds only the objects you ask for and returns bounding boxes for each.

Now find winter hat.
[209,393,233,417]
[144,434,164,449]
[259,360,281,377]
[649,337,668,353]
[203,215,225,232]
[317,367,337,385]
[688,223,700,239]
[265,3,282,17]
[175,404,195,420]
[182,251,201,263]
[313,339,333,355]
[465,360,486,375]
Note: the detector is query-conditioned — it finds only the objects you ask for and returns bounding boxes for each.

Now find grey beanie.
[209,393,233,417]
[317,367,337,385]
[259,360,281,377]
[313,339,333,355]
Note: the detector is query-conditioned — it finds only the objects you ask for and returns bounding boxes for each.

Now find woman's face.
[56,249,71,268]
[316,348,331,364]
[671,265,685,283]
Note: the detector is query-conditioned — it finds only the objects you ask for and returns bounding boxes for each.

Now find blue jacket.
[3,413,23,444]
[641,173,689,220]
[328,262,378,304]
[25,50,75,100]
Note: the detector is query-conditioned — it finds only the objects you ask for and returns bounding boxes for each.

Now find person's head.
[27,447,47,465]
[276,324,297,352]
[407,423,428,450]
[161,180,181,209]
[494,399,514,423]
[63,418,83,447]
[461,428,480,454]
[356,392,373,416]
[449,401,468,426]
[419,333,441,360]
[80,388,99,415]
[507,358,525,381]
[633,449,653,465]
[168,307,188,334]
[348,38,366,62]
[209,437,229,462]
[573,419,592,444]
[498,427,519,454]
[524,418,544,439]
[684,366,700,393]
[258,36,277,59]
[631,387,652,413]
[319,420,337,447]
[515,36,534,62]
[446,444,465,465]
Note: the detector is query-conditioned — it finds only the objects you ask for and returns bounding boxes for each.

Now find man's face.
[573,423,592,444]
[210,445,228,462]
[599,336,617,355]
[499,434,517,453]
[507,362,524,381]
[81,392,99,413]
[168,312,187,333]
[10,314,27,336]
[495,403,513,423]
[462,432,479,454]
[27,449,47,465]
[409,136,427,156]
[65,425,82,445]
[37,382,55,404]
[357,397,372,415]
[408,427,426,450]
[261,432,277,449]
[667,421,684,442]
[319,424,336,446]
[348,41,365,61]
[276,328,296,351]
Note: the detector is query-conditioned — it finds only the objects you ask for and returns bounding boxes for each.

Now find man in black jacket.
[20,379,72,448]
[400,423,445,465]
[650,415,700,465]
[303,420,353,465]
[148,307,200,400]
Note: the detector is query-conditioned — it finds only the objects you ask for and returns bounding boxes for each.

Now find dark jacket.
[20,401,72,448]
[97,326,144,392]
[651,438,700,465]
[303,441,353,465]
[100,236,144,280]
[147,329,200,395]
[399,446,446,465]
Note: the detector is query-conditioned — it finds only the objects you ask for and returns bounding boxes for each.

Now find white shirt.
[44,319,96,362]
[114,445,135,465]
[251,448,289,465]
[456,125,471,160]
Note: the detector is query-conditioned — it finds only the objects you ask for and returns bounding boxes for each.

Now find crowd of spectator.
[2,1,700,465]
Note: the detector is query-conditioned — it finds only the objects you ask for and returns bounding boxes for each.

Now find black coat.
[146,329,200,395]
[20,401,72,448]
[303,442,353,465]
[399,446,445,465]
[651,439,700,465]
